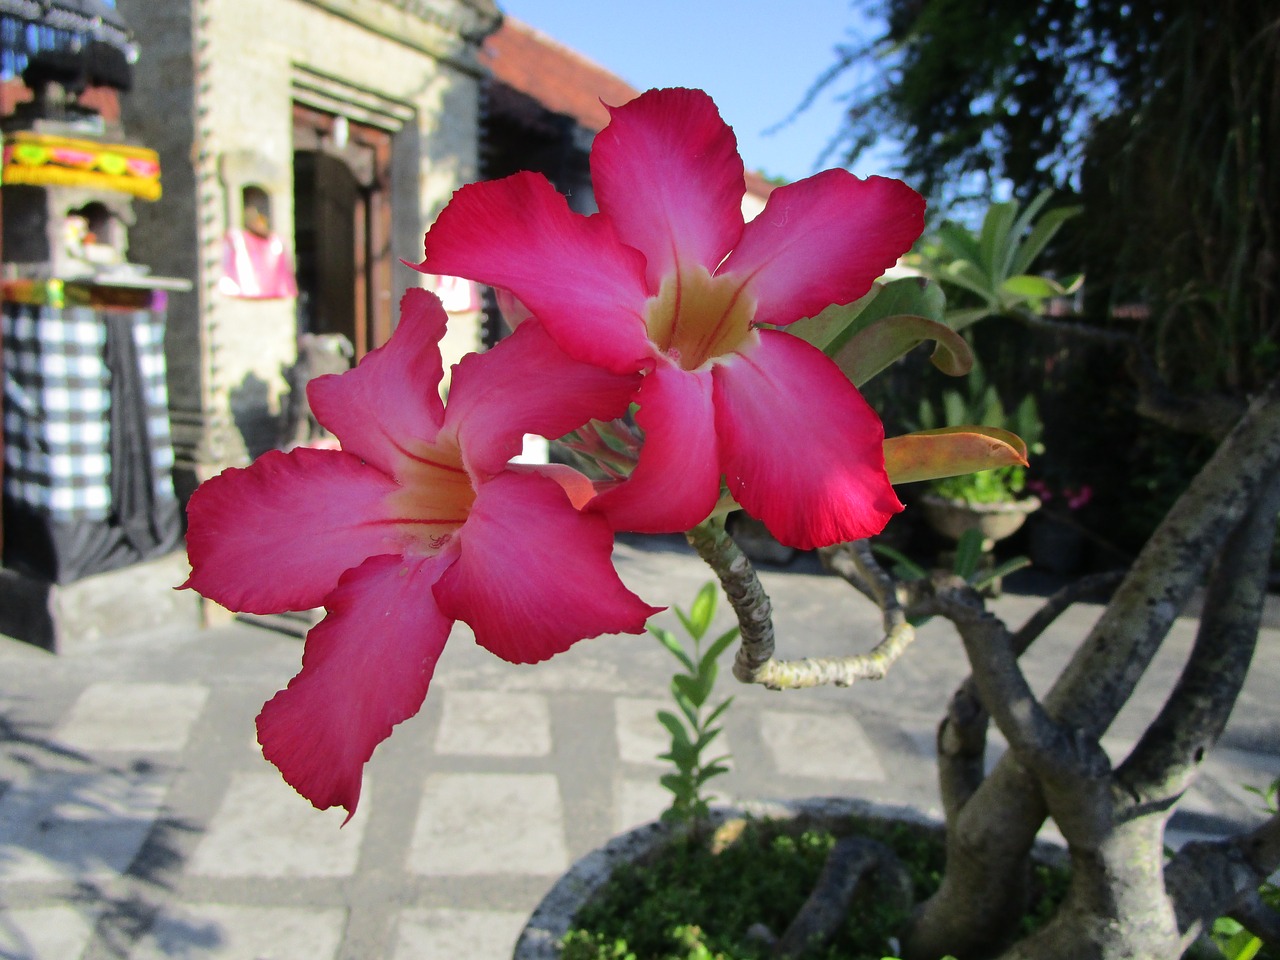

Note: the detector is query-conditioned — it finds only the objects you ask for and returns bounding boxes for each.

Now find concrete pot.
[511,797,1066,959]
[919,493,1041,551]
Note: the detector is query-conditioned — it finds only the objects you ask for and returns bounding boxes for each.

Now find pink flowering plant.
[178,86,1280,959]
[183,87,1022,822]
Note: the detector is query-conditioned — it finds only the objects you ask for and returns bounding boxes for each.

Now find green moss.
[561,815,1062,960]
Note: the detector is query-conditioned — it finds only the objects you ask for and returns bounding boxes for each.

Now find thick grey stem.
[1166,812,1280,951]
[1118,470,1280,809]
[773,836,913,959]
[688,524,920,690]
[685,521,777,679]
[1046,376,1280,736]
[935,572,1122,822]
[911,379,1280,958]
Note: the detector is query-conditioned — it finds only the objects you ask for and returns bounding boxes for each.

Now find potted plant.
[913,360,1044,551]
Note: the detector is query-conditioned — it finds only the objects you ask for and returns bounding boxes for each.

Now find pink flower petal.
[417,173,653,374]
[719,172,925,327]
[590,362,722,534]
[435,471,659,663]
[256,553,453,819]
[592,88,746,288]
[183,448,401,613]
[308,289,447,475]
[441,320,642,477]
[713,331,903,549]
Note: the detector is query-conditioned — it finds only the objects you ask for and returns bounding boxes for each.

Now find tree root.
[766,835,915,959]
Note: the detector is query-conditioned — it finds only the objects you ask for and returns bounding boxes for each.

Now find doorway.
[292,103,393,360]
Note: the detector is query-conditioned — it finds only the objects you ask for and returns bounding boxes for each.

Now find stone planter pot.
[512,797,1066,959]
[919,493,1041,551]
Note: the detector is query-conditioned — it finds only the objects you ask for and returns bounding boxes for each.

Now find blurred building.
[115,0,501,496]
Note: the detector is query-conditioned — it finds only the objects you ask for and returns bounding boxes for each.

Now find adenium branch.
[1117,469,1280,812]
[1046,375,1280,737]
[685,523,918,690]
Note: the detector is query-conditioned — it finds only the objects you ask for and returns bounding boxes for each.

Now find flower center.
[643,265,756,371]
[384,438,475,555]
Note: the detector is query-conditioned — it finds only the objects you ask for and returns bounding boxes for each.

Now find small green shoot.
[649,581,738,823]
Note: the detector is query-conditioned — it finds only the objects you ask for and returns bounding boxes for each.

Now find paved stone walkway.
[1,536,1277,958]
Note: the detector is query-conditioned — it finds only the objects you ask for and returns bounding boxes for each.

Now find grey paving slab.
[391,908,529,960]
[54,682,209,753]
[408,773,569,877]
[435,691,552,757]
[187,771,368,878]
[0,906,97,960]
[758,709,886,781]
[0,767,170,882]
[130,905,346,960]
[0,534,1276,960]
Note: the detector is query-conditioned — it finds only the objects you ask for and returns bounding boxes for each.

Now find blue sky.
[495,1,895,184]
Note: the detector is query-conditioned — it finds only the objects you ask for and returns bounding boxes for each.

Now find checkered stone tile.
[55,682,209,753]
[188,772,368,878]
[0,767,170,883]
[434,691,552,757]
[0,906,97,959]
[130,904,345,960]
[408,773,568,876]
[392,908,529,960]
[758,709,886,781]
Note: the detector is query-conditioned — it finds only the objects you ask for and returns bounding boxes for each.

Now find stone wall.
[118,0,497,493]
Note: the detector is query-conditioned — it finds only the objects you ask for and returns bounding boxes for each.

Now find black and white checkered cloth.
[2,302,176,522]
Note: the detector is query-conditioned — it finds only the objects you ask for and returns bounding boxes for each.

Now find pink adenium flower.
[183,290,658,818]
[417,87,926,549]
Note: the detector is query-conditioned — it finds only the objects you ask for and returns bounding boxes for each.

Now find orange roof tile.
[481,18,639,133]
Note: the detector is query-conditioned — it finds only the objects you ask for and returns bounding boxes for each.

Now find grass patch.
[561,814,1067,960]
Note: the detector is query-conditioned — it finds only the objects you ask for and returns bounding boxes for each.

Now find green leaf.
[883,427,1029,485]
[1006,188,1054,248]
[971,555,1031,591]
[699,626,739,675]
[686,581,717,640]
[672,674,708,709]
[695,763,731,785]
[693,727,723,752]
[1000,274,1061,303]
[936,220,983,263]
[786,287,881,353]
[952,528,985,580]
[870,543,929,580]
[833,313,974,386]
[790,277,946,361]
[649,626,695,673]
[703,696,735,728]
[978,199,1018,277]
[660,772,694,796]
[656,710,693,747]
[942,259,999,305]
[1008,204,1082,277]
[672,689,699,728]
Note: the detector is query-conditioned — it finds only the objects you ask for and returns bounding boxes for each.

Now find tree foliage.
[819,0,1280,414]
